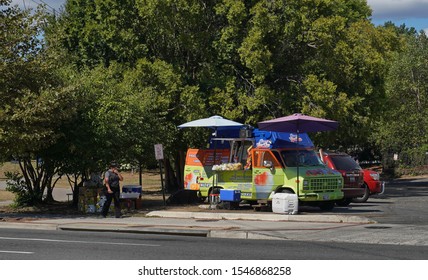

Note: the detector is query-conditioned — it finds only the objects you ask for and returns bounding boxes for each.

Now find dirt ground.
[0,166,208,220]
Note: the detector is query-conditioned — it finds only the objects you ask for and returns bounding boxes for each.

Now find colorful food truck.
[183,128,344,210]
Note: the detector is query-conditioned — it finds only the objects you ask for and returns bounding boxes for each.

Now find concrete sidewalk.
[1,210,428,246]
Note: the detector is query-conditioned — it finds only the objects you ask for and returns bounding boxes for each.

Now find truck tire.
[197,191,207,203]
[210,187,221,195]
[277,188,294,194]
[319,202,335,211]
[351,184,370,203]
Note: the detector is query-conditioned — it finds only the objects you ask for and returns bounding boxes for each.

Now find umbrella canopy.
[258,113,339,191]
[178,116,243,190]
[178,115,243,130]
[258,113,338,133]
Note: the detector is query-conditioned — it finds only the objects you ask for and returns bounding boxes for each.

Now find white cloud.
[8,1,428,32]
[367,0,428,19]
[10,0,64,12]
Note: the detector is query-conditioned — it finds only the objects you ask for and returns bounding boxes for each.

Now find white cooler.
[272,193,298,214]
[120,185,142,199]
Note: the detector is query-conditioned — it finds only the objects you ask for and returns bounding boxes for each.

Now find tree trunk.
[45,185,55,203]
[175,150,185,189]
[164,158,178,193]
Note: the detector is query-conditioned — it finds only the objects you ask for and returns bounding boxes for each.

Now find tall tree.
[49,0,403,189]
[375,32,428,167]
[1,0,78,204]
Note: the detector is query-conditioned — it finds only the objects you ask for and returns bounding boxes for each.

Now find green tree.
[49,0,404,190]
[376,32,428,168]
[1,1,79,205]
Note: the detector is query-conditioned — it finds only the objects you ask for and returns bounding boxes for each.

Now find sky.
[9,0,428,34]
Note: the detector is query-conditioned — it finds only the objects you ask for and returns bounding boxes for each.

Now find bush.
[5,171,35,207]
[395,165,428,177]
[398,147,428,168]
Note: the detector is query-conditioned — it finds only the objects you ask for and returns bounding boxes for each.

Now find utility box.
[220,189,241,202]
[272,193,298,214]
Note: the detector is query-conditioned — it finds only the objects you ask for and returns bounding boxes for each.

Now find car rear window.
[330,156,361,171]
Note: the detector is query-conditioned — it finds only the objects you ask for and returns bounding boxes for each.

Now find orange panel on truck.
[185,149,230,166]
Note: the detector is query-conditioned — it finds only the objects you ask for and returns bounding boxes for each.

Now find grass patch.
[0,162,20,180]
[0,190,14,201]
[1,161,163,202]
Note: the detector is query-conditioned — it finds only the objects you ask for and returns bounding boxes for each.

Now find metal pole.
[139,160,143,186]
[211,129,218,192]
[296,129,300,197]
[159,160,166,206]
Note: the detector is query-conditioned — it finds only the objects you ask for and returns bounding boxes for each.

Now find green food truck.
[183,128,344,210]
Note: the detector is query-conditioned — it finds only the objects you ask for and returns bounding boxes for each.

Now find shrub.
[5,171,35,207]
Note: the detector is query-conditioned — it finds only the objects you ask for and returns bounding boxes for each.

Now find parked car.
[352,169,385,203]
[319,150,365,206]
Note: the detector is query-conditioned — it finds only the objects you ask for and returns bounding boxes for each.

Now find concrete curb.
[146,211,376,224]
[0,222,58,231]
[57,224,209,237]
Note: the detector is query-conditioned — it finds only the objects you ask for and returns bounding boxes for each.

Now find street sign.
[154,144,164,160]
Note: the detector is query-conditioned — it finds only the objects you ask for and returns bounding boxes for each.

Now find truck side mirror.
[263,160,273,168]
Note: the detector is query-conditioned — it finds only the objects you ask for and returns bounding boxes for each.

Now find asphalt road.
[0,227,427,260]
[331,177,428,225]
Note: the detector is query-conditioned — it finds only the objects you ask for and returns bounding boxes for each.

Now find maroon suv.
[319,150,365,206]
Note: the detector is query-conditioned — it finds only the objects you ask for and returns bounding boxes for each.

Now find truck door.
[252,149,284,199]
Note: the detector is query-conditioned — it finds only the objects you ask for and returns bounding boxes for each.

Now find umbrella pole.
[296,130,300,197]
[212,129,218,192]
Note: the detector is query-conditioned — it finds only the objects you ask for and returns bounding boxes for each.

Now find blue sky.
[9,0,428,34]
[368,0,428,33]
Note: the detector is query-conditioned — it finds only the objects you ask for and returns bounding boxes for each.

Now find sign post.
[154,144,166,206]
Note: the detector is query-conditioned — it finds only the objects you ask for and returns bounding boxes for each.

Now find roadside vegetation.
[1,0,427,207]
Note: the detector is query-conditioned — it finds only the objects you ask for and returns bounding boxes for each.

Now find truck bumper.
[367,180,385,194]
[343,187,366,198]
[300,192,344,201]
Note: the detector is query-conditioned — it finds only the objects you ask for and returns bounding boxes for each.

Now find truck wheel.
[277,189,293,194]
[319,202,335,211]
[352,184,370,203]
[336,198,351,206]
[197,192,207,203]
[210,187,221,195]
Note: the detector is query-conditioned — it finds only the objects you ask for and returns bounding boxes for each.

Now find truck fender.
[210,186,223,195]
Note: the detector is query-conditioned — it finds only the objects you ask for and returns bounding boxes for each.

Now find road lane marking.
[0,250,34,254]
[0,236,160,247]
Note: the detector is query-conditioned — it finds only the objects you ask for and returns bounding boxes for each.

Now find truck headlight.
[303,180,309,190]
[370,173,380,181]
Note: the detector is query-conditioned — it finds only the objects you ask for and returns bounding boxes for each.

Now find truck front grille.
[307,178,340,191]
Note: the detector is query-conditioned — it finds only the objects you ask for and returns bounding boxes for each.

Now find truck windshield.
[330,156,361,170]
[281,150,323,167]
